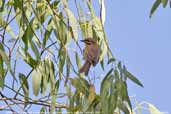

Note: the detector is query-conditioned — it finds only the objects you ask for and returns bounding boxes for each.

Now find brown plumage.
[79,38,100,75]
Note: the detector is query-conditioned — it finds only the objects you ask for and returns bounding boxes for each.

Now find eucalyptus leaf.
[19,73,29,103]
[150,0,161,18]
[64,8,78,41]
[32,69,42,96]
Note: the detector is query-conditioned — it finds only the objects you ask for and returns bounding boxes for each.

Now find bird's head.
[80,38,97,45]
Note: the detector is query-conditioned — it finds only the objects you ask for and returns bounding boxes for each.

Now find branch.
[0,97,68,109]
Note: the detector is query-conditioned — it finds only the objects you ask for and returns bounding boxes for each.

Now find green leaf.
[119,102,130,114]
[82,96,90,112]
[124,69,144,87]
[18,47,38,68]
[31,40,40,60]
[70,77,89,93]
[100,69,114,114]
[100,59,105,70]
[19,73,29,103]
[150,0,161,18]
[107,57,116,65]
[0,43,5,88]
[40,107,46,114]
[22,26,33,51]
[161,0,168,7]
[0,17,16,38]
[75,52,81,69]
[0,0,5,12]
[65,56,71,85]
[108,83,117,114]
[114,69,119,80]
[64,8,78,41]
[56,108,62,114]
[43,18,53,47]
[32,69,42,96]
[0,48,16,80]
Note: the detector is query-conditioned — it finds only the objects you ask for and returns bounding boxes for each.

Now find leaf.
[32,69,42,96]
[0,43,5,88]
[107,57,116,64]
[82,96,90,112]
[150,0,161,18]
[31,40,40,60]
[0,0,5,12]
[22,26,33,51]
[119,103,130,114]
[100,69,114,114]
[40,107,46,114]
[70,77,89,93]
[0,17,16,38]
[65,56,71,85]
[88,84,96,104]
[100,41,107,62]
[124,69,144,87]
[161,0,168,7]
[75,52,81,69]
[43,18,53,47]
[100,59,104,70]
[108,83,117,114]
[99,0,106,25]
[0,48,16,80]
[64,8,78,41]
[148,103,164,114]
[18,47,38,68]
[19,73,29,103]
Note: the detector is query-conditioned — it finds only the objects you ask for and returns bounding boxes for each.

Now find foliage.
[150,0,171,17]
[0,0,144,114]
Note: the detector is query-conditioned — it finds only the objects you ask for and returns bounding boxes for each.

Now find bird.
[79,38,100,75]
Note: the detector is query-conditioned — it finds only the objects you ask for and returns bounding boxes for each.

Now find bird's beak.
[80,39,86,42]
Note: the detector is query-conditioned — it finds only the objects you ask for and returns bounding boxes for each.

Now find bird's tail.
[79,61,91,76]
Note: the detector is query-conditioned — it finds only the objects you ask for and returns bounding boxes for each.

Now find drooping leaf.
[161,0,168,7]
[43,18,53,47]
[40,107,46,114]
[0,0,5,12]
[22,26,33,51]
[124,69,144,87]
[19,73,29,103]
[32,69,42,96]
[75,52,81,69]
[88,84,96,104]
[100,69,114,114]
[99,0,106,25]
[65,56,71,85]
[100,59,104,70]
[31,40,40,60]
[150,0,161,18]
[107,57,116,65]
[64,8,78,41]
[0,17,16,38]
[108,83,117,114]
[0,48,16,80]
[18,47,38,68]
[119,102,130,114]
[0,43,5,88]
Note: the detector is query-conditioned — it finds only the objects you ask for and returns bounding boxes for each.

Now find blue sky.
[104,0,171,113]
